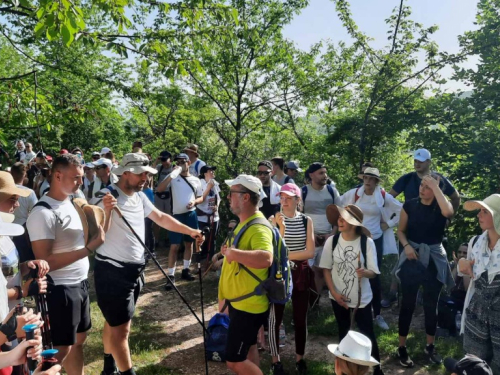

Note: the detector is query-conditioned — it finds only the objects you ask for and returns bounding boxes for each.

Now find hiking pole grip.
[41,349,58,370]
[22,324,38,372]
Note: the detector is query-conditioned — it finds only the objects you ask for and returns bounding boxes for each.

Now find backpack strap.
[360,234,367,268]
[331,233,340,254]
[107,185,120,199]
[33,201,62,224]
[194,160,201,175]
[354,187,360,203]
[472,235,479,248]
[284,175,290,184]
[301,186,308,206]
[232,217,272,248]
[326,184,336,202]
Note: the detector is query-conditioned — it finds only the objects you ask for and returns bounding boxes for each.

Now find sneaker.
[425,344,442,364]
[296,359,307,374]
[381,292,397,308]
[271,362,285,375]
[164,275,175,291]
[374,315,389,330]
[181,268,195,281]
[397,346,414,368]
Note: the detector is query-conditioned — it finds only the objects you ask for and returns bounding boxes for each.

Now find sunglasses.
[95,165,108,170]
[160,157,169,162]
[257,171,271,176]
[176,160,187,165]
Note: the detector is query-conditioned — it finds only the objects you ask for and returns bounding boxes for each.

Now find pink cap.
[59,149,69,155]
[278,183,301,197]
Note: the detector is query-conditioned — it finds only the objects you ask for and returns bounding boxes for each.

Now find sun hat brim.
[357,173,382,182]
[327,344,379,367]
[183,148,199,157]
[0,184,31,198]
[113,165,158,176]
[326,205,371,238]
[0,212,24,236]
[464,198,500,235]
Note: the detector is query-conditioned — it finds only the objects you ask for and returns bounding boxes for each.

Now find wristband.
[403,243,411,249]
[85,246,93,254]
[14,285,23,299]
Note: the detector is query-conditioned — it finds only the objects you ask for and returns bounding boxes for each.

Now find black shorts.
[226,304,268,362]
[46,280,91,346]
[94,256,145,327]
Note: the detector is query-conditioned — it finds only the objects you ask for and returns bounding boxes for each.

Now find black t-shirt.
[392,172,456,202]
[403,198,447,245]
[260,186,280,219]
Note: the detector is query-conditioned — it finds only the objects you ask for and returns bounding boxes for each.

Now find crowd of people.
[0,140,497,375]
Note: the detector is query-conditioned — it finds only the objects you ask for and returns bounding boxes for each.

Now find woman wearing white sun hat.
[459,194,500,374]
[328,330,379,375]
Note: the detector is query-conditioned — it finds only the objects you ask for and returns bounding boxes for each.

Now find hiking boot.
[164,275,175,291]
[374,315,389,330]
[271,361,285,375]
[181,268,195,281]
[296,359,307,374]
[397,346,414,368]
[425,344,442,364]
[381,292,397,308]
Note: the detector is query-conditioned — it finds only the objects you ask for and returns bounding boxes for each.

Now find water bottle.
[455,312,462,331]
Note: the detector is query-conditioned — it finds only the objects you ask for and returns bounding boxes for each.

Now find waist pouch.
[196,207,212,217]
[155,191,170,200]
[291,260,314,292]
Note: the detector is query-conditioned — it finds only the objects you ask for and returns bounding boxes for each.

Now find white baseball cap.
[414,148,431,162]
[100,147,111,155]
[92,158,113,169]
[225,175,266,201]
[0,212,24,237]
[114,153,157,175]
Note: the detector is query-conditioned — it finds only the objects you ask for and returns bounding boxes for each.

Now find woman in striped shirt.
[269,183,315,375]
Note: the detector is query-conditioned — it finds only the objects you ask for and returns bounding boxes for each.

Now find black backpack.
[331,233,368,268]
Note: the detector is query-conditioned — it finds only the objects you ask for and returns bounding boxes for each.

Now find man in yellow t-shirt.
[219,175,273,375]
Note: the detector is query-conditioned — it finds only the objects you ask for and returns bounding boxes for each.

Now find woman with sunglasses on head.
[268,183,315,375]
[459,194,500,373]
[395,174,454,368]
[197,165,221,266]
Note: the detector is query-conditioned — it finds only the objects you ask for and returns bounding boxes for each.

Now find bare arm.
[222,246,273,269]
[397,208,418,261]
[148,208,200,238]
[289,217,315,261]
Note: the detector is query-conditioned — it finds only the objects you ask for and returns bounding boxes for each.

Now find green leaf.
[36,7,46,20]
[61,24,74,46]
[34,22,45,37]
[141,59,149,70]
[231,8,239,26]
[46,26,57,41]
[19,0,30,7]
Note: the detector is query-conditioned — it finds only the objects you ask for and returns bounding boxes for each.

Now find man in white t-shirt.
[157,153,210,290]
[10,162,37,226]
[27,154,105,374]
[301,162,341,303]
[94,153,202,375]
[183,144,206,177]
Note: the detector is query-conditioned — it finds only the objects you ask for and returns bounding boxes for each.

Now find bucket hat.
[326,204,371,238]
[464,194,500,235]
[328,331,379,367]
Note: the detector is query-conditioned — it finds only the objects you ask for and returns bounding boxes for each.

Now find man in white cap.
[94,153,203,375]
[382,148,461,307]
[219,174,273,375]
[81,162,95,196]
[87,158,118,204]
[27,154,105,374]
[100,147,111,156]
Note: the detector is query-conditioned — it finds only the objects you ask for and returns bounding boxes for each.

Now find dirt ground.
[132,248,440,375]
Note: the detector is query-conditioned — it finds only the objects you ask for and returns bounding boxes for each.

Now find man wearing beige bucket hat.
[320,204,384,375]
[183,143,206,177]
[459,194,500,373]
[26,154,105,374]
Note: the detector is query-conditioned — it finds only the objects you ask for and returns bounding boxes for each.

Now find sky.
[282,0,480,92]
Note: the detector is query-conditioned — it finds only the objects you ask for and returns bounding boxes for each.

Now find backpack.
[227,217,291,305]
[331,233,368,268]
[301,184,336,209]
[205,313,230,362]
[354,187,386,206]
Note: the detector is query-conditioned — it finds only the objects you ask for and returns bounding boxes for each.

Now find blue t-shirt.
[392,172,456,202]
[143,188,155,203]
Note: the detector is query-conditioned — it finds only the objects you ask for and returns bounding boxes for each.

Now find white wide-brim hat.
[0,212,25,237]
[328,331,379,367]
[464,194,500,235]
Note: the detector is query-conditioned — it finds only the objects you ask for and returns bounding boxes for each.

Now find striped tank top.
[283,213,308,252]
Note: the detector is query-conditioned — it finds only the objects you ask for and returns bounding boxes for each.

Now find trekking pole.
[194,226,211,375]
[29,268,52,349]
[109,205,210,335]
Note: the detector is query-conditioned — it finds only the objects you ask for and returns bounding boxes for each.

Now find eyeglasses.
[92,156,100,160]
[176,160,187,165]
[257,171,271,176]
[95,165,108,170]
[125,160,149,166]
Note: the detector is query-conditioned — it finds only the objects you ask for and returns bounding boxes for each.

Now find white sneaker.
[374,315,389,330]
